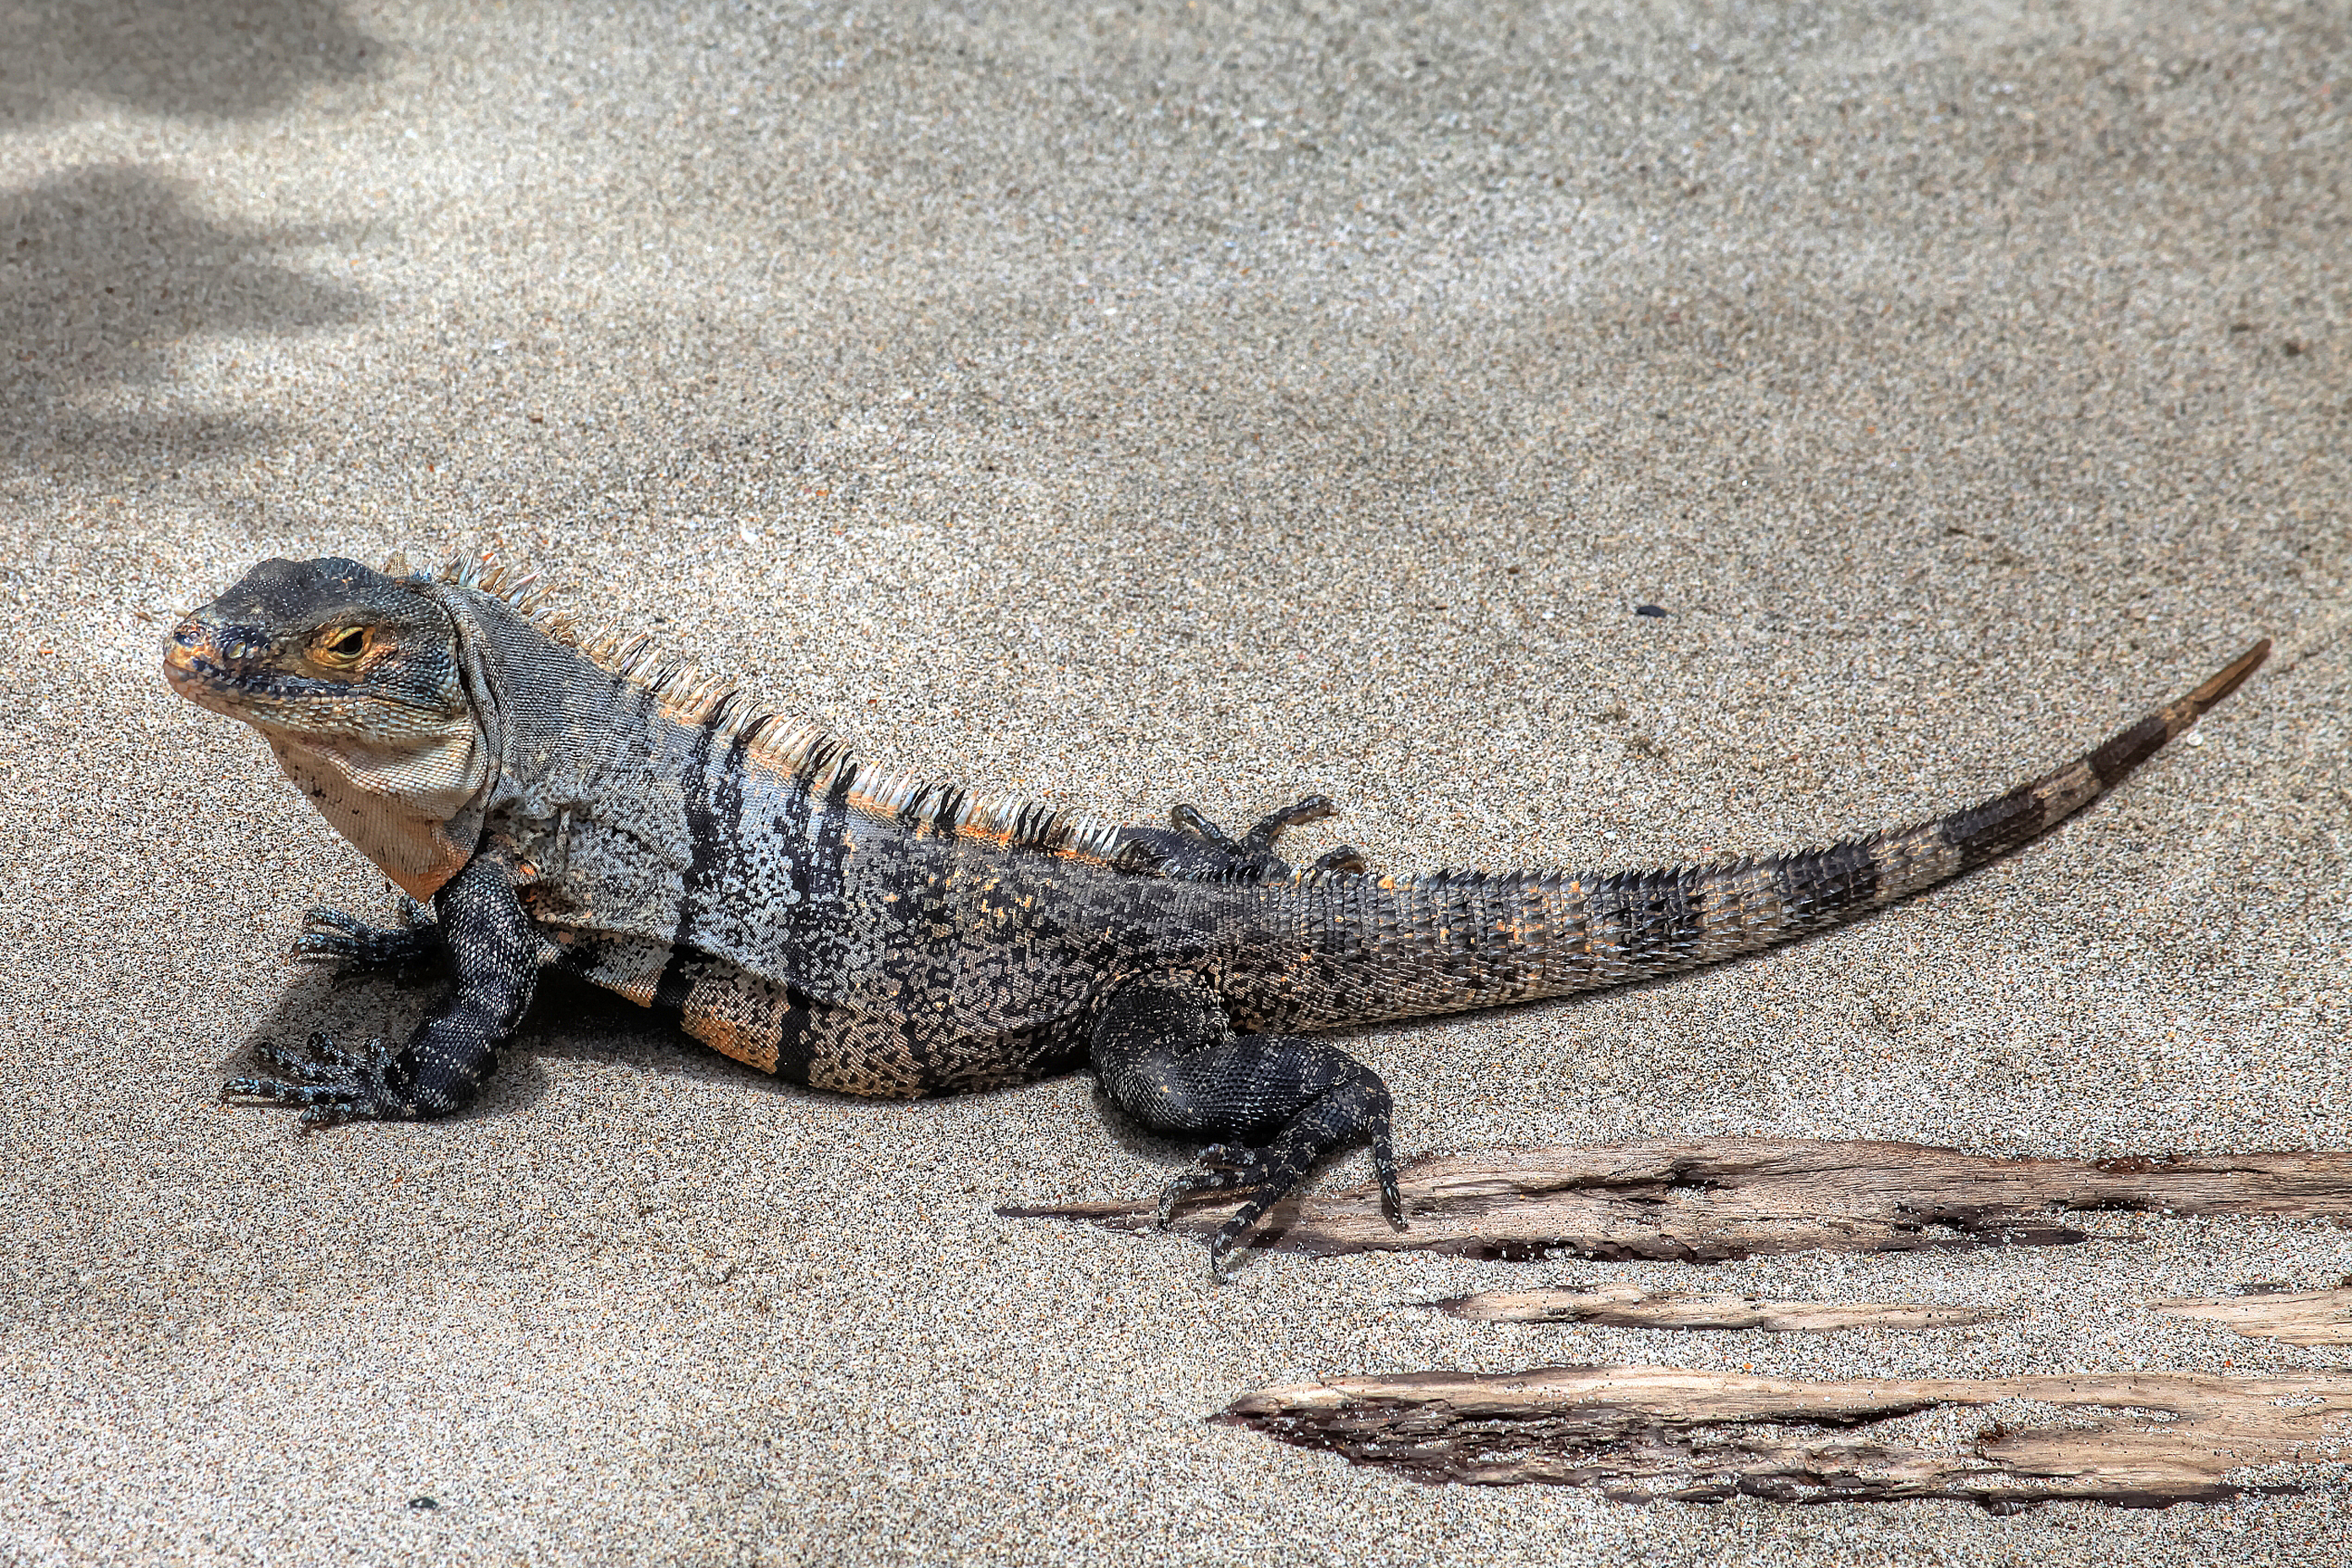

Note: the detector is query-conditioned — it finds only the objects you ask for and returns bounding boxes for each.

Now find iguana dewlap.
[163,554,2268,1270]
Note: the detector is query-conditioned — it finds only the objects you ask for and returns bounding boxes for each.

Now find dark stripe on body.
[645,947,820,1085]
[770,982,816,1084]
[645,683,821,1085]
[651,943,696,1014]
[654,700,749,1015]
[794,762,855,936]
[765,754,847,1085]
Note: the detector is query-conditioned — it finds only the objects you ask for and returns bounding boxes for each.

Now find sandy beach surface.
[3,2,2347,1562]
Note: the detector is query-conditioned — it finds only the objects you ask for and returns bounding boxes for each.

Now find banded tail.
[1266,641,2270,1029]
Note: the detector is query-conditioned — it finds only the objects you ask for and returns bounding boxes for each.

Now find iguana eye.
[315,625,370,662]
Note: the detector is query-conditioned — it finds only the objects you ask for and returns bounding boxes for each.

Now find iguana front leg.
[1119,793,1370,881]
[223,853,542,1127]
[1090,972,1404,1274]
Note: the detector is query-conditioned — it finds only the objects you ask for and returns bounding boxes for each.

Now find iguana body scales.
[163,554,2268,1267]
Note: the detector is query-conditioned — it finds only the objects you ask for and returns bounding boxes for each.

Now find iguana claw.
[1155,1143,1264,1227]
[1307,845,1369,876]
[221,1032,406,1129]
[1233,795,1336,854]
[1156,1133,1407,1271]
[294,898,441,973]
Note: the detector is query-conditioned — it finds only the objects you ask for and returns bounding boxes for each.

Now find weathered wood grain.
[2155,1289,2352,1346]
[1435,1281,2001,1331]
[1214,1364,2352,1507]
[1003,1139,2352,1261]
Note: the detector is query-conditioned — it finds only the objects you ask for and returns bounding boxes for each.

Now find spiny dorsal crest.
[404,549,1136,869]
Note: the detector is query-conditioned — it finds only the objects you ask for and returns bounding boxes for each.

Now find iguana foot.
[1165,1132,1407,1274]
[221,1032,407,1129]
[1120,793,1370,882]
[1305,845,1369,877]
[1155,1142,1261,1223]
[295,898,442,974]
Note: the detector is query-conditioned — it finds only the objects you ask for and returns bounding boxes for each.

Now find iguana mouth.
[162,618,328,716]
[162,614,443,717]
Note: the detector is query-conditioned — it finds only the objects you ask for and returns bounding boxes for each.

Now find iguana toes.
[163,555,2270,1272]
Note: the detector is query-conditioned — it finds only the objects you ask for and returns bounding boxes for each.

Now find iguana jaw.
[164,556,496,900]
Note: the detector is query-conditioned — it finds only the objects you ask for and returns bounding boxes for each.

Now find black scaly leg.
[1119,793,1372,882]
[295,895,442,974]
[1091,972,1405,1275]
[223,853,542,1129]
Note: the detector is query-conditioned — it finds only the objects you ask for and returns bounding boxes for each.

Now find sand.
[2,1,2346,1562]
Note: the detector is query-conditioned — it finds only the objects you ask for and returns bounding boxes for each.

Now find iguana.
[164,553,2268,1271]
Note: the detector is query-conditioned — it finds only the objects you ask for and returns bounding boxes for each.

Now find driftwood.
[1004,1138,2352,1262]
[1214,1364,2352,1508]
[2155,1289,2352,1346]
[1435,1281,2001,1332]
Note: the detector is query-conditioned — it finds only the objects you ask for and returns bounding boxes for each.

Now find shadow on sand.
[0,165,372,462]
[2,0,377,123]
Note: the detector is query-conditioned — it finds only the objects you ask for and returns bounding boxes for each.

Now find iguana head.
[164,556,496,899]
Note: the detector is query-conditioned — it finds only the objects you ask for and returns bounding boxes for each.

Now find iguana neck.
[266,730,492,901]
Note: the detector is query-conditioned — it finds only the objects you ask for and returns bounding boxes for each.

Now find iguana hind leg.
[1091,972,1404,1274]
[1121,793,1370,882]
[224,854,542,1125]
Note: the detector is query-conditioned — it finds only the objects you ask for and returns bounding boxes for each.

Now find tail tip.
[2189,638,2271,712]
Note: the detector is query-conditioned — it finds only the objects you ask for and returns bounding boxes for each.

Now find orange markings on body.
[681,1010,781,1074]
